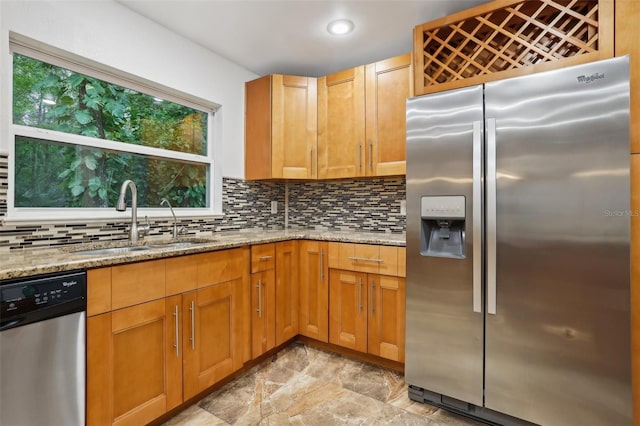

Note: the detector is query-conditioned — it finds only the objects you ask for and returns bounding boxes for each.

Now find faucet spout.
[117,180,148,242]
[161,198,179,239]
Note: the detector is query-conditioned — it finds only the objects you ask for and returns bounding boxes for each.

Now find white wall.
[0,0,256,179]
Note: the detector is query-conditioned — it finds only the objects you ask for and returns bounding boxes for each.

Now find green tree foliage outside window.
[13,54,210,208]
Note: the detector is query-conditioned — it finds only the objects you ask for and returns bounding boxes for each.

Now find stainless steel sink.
[69,238,215,256]
[146,241,205,249]
[71,245,153,256]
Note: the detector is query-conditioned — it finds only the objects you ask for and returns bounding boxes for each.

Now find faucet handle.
[138,215,151,238]
[177,225,188,236]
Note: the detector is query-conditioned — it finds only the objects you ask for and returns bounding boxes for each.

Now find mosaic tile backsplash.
[0,155,405,251]
[287,178,406,233]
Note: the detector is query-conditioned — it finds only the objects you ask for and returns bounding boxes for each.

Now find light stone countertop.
[0,229,406,280]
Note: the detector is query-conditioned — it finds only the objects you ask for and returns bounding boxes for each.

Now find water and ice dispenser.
[420,196,466,259]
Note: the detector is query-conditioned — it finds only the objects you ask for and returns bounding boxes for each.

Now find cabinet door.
[244,75,272,180]
[365,53,411,176]
[329,269,368,352]
[275,240,299,345]
[318,66,365,179]
[298,240,329,342]
[87,298,182,426]
[197,247,251,363]
[182,278,244,400]
[272,75,318,178]
[251,269,276,358]
[367,275,406,362]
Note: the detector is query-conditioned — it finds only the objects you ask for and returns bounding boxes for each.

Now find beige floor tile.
[162,405,228,426]
[162,344,480,426]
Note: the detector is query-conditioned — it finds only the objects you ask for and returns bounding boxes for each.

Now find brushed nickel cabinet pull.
[173,305,179,357]
[189,300,195,350]
[347,256,384,263]
[358,277,363,314]
[257,279,262,318]
[259,255,273,261]
[370,281,375,316]
[369,142,373,171]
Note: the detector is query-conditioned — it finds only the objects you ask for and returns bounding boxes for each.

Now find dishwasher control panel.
[1,271,86,320]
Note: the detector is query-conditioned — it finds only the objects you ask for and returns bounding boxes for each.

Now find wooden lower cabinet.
[182,279,245,400]
[329,270,406,362]
[87,297,182,426]
[251,241,300,357]
[298,240,329,342]
[367,275,406,362]
[251,269,276,357]
[275,240,299,345]
[329,269,368,352]
[87,248,250,426]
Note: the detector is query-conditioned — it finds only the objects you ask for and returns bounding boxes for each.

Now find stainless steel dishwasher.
[1,271,86,426]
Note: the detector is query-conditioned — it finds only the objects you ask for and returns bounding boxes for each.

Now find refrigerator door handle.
[472,120,482,314]
[486,118,497,315]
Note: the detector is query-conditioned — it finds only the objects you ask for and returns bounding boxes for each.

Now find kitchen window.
[7,37,221,222]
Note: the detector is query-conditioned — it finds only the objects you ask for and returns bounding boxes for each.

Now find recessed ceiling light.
[327,19,354,36]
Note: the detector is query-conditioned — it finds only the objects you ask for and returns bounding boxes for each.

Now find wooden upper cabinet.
[318,66,366,179]
[274,76,318,178]
[245,74,318,180]
[615,0,640,153]
[365,53,411,176]
[245,75,271,180]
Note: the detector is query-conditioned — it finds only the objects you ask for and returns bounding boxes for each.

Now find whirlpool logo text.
[576,73,604,84]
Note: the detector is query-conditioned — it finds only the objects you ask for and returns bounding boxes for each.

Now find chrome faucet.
[161,198,186,239]
[116,180,149,242]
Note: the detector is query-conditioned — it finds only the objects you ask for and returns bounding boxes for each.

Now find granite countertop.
[0,229,406,280]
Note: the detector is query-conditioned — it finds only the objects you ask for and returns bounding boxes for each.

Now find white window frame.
[5,33,223,224]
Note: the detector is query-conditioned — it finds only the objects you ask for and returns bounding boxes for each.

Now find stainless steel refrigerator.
[405,56,631,426]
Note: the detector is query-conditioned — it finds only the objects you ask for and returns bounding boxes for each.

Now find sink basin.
[71,246,153,256]
[145,238,215,249]
[68,238,215,256]
[146,241,203,249]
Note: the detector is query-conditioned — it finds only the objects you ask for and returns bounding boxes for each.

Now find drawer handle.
[259,256,273,261]
[348,256,384,263]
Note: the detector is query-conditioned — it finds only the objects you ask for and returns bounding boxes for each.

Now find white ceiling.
[117,0,487,77]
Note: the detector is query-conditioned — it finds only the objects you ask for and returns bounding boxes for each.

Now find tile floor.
[162,343,485,425]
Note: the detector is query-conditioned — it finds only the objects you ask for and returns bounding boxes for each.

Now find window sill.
[1,209,224,226]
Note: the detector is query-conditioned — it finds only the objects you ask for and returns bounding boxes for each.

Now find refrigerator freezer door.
[484,57,632,425]
[405,85,484,405]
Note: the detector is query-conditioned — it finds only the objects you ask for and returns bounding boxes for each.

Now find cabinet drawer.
[166,254,199,296]
[197,247,250,288]
[397,248,406,278]
[111,259,166,310]
[87,267,112,316]
[328,242,399,276]
[251,243,275,273]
